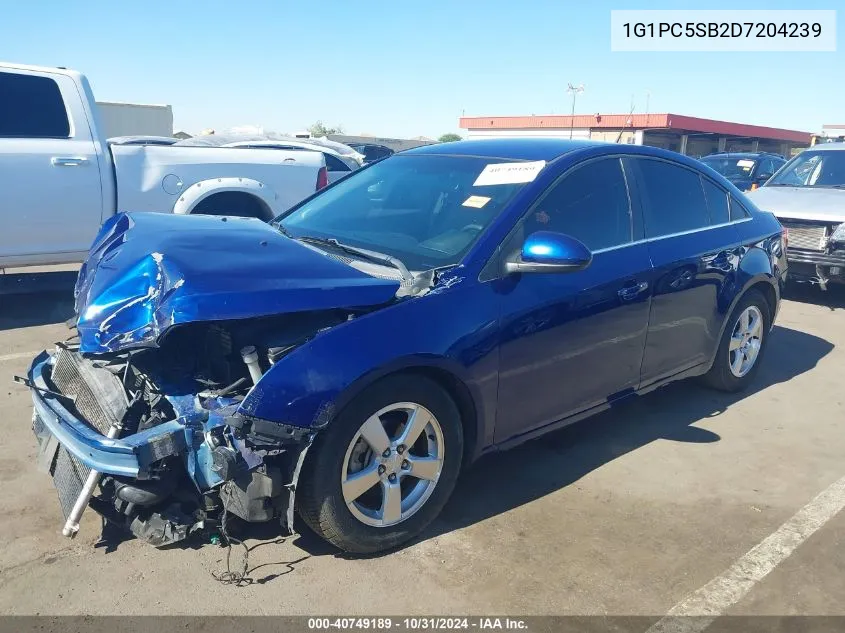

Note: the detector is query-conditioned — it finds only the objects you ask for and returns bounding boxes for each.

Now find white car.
[746,143,845,289]
[0,62,328,269]
[296,136,366,164]
[108,136,179,146]
[222,139,361,183]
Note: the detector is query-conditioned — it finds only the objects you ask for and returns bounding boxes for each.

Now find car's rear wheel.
[297,375,463,554]
[702,289,770,392]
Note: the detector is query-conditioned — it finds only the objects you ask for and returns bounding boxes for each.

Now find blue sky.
[1,0,842,138]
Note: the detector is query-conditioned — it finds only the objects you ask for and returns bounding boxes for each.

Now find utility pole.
[567,83,584,139]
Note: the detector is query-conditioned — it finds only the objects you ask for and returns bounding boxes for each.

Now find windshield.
[277,154,534,270]
[700,156,756,180]
[767,150,845,187]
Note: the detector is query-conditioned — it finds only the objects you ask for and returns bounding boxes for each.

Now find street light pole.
[567,83,584,139]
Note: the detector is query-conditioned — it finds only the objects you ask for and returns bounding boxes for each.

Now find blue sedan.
[27,139,786,554]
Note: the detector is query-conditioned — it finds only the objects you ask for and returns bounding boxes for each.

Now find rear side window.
[529,157,632,251]
[757,157,776,178]
[730,196,751,221]
[324,153,351,172]
[371,147,392,160]
[635,159,710,238]
[0,71,70,138]
[702,178,730,224]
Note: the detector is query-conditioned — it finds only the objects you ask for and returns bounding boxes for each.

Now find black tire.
[297,374,463,554]
[702,289,771,393]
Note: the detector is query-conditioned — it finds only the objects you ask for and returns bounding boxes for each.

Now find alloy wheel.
[341,402,444,528]
[728,305,764,378]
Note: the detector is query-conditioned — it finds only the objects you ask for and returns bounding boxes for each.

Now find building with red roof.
[459,113,811,157]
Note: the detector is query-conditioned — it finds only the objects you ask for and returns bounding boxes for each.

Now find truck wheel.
[702,289,771,393]
[297,375,463,555]
[190,192,272,220]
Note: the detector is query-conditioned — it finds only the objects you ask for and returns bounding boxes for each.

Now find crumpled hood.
[747,186,845,223]
[74,213,400,354]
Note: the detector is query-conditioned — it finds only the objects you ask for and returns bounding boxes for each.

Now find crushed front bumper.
[29,350,186,527]
[30,351,186,479]
[27,349,314,545]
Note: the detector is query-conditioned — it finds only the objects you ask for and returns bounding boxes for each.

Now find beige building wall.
[96,102,174,138]
[588,130,640,144]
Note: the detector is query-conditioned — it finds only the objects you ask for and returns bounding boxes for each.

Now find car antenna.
[615,102,636,145]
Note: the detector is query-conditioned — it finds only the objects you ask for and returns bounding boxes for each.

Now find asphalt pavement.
[0,279,843,617]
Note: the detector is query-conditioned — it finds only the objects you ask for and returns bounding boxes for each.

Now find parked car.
[25,139,785,555]
[347,142,395,164]
[223,139,361,183]
[699,152,787,192]
[297,136,366,165]
[108,136,178,146]
[0,62,327,269]
[746,143,845,289]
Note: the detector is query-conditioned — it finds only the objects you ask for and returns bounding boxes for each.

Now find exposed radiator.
[33,413,90,521]
[50,347,127,435]
[52,444,91,520]
[782,222,828,252]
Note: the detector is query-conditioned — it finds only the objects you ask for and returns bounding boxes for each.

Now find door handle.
[51,156,89,167]
[617,281,649,301]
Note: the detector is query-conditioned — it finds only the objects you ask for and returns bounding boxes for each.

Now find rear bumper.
[29,351,186,478]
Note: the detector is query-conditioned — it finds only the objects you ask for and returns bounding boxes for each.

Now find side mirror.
[504,231,592,275]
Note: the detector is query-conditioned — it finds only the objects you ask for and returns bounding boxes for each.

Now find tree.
[308,120,344,137]
[438,133,462,143]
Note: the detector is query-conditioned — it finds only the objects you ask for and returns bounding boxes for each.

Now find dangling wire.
[211,482,252,587]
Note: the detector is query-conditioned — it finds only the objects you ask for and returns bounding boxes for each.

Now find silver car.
[747,143,845,289]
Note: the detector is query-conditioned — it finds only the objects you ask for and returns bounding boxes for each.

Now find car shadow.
[427,324,832,545]
[0,273,77,331]
[782,282,845,311]
[289,324,833,558]
[88,322,834,561]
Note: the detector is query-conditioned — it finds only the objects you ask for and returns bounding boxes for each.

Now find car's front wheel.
[297,375,463,554]
[703,289,771,392]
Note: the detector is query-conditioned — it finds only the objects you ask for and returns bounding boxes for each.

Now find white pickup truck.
[0,62,327,269]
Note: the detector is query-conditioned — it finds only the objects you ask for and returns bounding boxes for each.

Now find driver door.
[493,157,654,442]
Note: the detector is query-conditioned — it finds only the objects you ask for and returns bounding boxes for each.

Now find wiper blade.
[274,222,292,238]
[297,236,413,282]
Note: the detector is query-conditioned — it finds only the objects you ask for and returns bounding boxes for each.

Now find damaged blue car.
[26,139,786,554]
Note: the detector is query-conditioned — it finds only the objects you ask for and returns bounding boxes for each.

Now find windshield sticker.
[462,195,491,209]
[473,160,546,186]
[736,159,755,168]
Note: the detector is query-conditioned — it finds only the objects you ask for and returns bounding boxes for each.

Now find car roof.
[226,140,340,154]
[702,152,778,159]
[405,138,603,161]
[108,135,177,145]
[804,142,845,151]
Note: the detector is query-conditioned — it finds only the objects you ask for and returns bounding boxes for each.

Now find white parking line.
[0,350,42,364]
[647,475,845,633]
